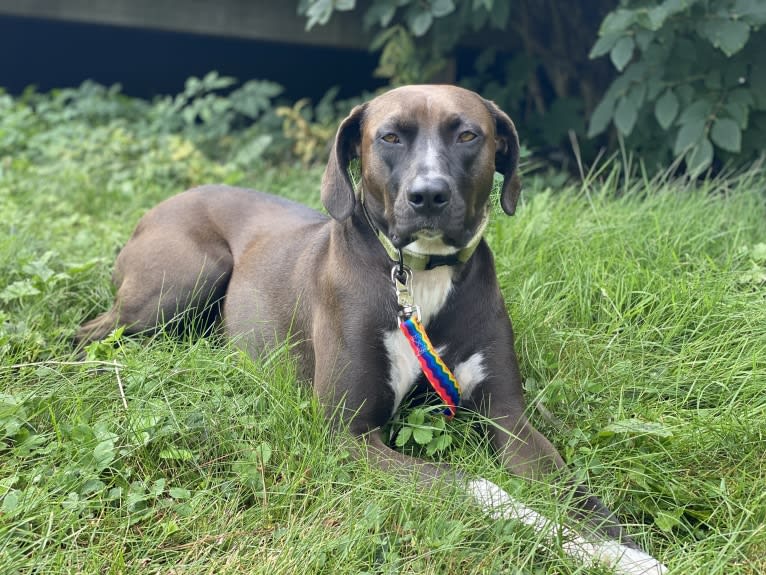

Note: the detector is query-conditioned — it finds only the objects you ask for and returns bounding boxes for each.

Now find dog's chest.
[383,267,486,415]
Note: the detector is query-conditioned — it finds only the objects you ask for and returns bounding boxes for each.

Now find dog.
[77,85,667,574]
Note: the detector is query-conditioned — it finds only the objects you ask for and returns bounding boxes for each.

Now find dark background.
[1,14,385,100]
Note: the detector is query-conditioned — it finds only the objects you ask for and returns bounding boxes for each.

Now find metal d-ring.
[391,260,420,323]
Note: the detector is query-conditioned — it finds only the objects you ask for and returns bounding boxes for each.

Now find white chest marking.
[466,478,668,575]
[383,330,422,415]
[384,266,454,414]
[452,352,486,400]
[409,265,453,325]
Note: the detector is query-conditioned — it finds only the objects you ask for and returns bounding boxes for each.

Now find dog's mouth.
[404,234,459,256]
[413,228,443,240]
[389,221,480,253]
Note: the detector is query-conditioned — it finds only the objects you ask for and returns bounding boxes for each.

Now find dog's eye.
[458,131,477,143]
[381,133,401,144]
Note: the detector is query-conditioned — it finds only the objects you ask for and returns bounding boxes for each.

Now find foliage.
[588,0,766,172]
[387,405,454,457]
[298,0,766,172]
[298,0,512,85]
[277,98,337,165]
[274,85,372,165]
[2,72,283,160]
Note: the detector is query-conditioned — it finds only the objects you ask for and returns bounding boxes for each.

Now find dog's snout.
[406,178,451,215]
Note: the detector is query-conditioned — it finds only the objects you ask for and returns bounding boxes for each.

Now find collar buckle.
[391,263,420,324]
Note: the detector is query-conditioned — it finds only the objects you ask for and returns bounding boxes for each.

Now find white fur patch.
[466,478,668,575]
[423,138,441,175]
[384,266,454,414]
[383,330,422,414]
[407,236,459,256]
[453,352,486,401]
[411,266,453,325]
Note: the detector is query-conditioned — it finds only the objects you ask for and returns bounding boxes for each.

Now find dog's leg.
[471,391,668,574]
[348,414,666,574]
[76,219,233,346]
[467,477,668,575]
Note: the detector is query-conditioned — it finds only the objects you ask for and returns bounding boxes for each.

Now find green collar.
[359,189,489,271]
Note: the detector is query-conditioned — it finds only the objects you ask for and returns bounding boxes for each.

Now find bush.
[588,0,766,172]
[298,0,766,172]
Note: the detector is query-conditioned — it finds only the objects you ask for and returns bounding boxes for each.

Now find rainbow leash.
[392,262,461,418]
[399,315,461,418]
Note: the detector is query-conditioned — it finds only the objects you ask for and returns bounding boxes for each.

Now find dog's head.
[321,85,522,252]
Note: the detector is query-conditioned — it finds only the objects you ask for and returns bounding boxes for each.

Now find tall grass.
[1,104,765,573]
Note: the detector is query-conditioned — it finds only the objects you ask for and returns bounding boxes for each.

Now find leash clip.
[391,262,420,324]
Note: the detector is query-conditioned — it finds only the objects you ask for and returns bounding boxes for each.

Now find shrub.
[588,0,766,172]
[298,0,766,171]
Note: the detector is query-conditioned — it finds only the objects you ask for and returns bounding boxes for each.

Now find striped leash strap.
[392,262,461,418]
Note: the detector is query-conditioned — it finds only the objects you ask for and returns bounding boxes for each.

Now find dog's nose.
[406,178,451,215]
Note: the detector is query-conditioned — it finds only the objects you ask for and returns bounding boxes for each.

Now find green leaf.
[255,441,272,465]
[407,8,434,36]
[0,475,18,498]
[646,4,670,30]
[647,76,664,100]
[62,492,82,511]
[406,409,425,426]
[489,0,509,29]
[412,426,433,445]
[655,89,679,129]
[678,99,712,126]
[81,479,106,495]
[1,489,20,515]
[697,18,750,57]
[150,478,166,497]
[626,81,646,109]
[704,70,722,90]
[169,487,191,500]
[662,0,692,19]
[425,432,452,456]
[751,243,766,263]
[395,426,412,447]
[734,0,766,24]
[304,0,334,29]
[600,9,636,35]
[93,439,116,469]
[686,137,714,173]
[363,2,397,28]
[431,0,455,18]
[654,510,683,532]
[711,118,742,152]
[674,119,706,155]
[335,0,356,10]
[0,280,40,303]
[614,96,638,136]
[634,29,654,52]
[587,94,617,137]
[589,33,620,58]
[610,37,635,71]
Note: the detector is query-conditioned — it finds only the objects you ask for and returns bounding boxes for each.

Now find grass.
[1,99,766,573]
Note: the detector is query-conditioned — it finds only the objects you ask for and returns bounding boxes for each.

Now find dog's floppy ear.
[321,103,366,221]
[484,99,522,216]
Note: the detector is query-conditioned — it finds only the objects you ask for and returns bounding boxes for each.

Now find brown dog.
[78,85,666,574]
